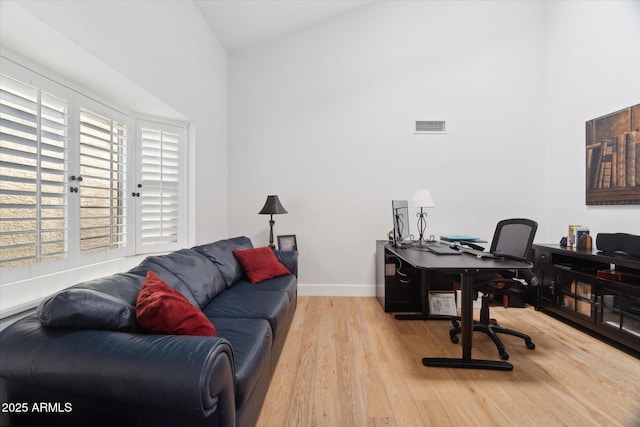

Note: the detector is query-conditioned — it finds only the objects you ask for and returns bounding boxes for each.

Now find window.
[137,120,186,252]
[0,72,70,270]
[78,105,129,255]
[0,58,188,283]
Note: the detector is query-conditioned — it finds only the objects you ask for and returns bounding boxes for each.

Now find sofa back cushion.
[37,273,144,331]
[194,236,253,287]
[129,260,201,308]
[131,249,225,308]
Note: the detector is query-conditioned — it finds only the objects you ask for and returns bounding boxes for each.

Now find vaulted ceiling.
[194,0,375,52]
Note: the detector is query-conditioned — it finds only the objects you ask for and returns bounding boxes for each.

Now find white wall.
[229,1,549,293]
[543,0,640,239]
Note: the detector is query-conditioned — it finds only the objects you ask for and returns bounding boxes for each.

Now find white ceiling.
[194,0,375,53]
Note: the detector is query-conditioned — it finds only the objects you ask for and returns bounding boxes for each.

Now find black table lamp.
[259,195,288,249]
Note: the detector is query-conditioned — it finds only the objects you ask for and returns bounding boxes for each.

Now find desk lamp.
[410,188,435,244]
[259,195,288,249]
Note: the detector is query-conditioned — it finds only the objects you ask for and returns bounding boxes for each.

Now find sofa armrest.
[0,317,235,423]
[274,250,298,277]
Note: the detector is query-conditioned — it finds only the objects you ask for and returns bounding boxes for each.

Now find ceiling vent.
[415,120,446,134]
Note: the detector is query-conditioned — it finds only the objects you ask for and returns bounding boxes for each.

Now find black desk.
[386,245,533,371]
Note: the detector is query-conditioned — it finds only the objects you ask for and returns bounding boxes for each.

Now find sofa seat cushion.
[193,237,253,288]
[229,274,297,302]
[210,317,272,408]
[202,286,290,339]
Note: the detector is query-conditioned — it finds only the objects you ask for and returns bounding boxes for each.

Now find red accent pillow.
[232,246,292,284]
[136,270,217,336]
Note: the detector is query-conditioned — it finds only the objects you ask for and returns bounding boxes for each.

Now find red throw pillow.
[232,246,291,284]
[136,270,216,336]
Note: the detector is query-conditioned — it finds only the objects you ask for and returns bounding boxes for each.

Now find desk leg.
[460,273,473,360]
[422,272,513,370]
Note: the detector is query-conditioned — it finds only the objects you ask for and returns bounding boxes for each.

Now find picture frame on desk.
[277,234,297,251]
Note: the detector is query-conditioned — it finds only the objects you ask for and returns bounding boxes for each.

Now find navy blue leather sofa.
[0,236,297,427]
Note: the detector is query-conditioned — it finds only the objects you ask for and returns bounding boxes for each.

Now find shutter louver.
[140,125,180,246]
[0,74,69,268]
[79,108,127,254]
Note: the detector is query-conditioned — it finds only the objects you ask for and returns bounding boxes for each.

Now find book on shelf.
[568,225,589,248]
[586,131,639,190]
[601,140,613,189]
[627,132,636,187]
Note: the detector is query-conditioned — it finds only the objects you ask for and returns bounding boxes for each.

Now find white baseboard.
[298,283,376,297]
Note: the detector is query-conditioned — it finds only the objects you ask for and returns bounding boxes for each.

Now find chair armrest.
[274,250,298,277]
[0,317,235,420]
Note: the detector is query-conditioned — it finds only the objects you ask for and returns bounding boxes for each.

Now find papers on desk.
[429,292,457,316]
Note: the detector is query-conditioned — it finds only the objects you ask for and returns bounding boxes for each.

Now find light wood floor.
[257,297,640,427]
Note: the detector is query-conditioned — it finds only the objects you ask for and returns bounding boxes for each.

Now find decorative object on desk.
[567,225,589,248]
[277,234,297,251]
[259,195,288,249]
[409,188,435,244]
[578,233,592,250]
[585,103,640,205]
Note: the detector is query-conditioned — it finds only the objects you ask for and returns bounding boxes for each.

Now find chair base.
[450,322,535,360]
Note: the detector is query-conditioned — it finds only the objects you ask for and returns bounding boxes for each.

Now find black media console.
[532,243,640,354]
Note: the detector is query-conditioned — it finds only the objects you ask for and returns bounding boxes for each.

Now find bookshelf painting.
[586,103,640,205]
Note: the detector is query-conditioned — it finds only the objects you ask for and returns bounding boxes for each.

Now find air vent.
[415,120,446,134]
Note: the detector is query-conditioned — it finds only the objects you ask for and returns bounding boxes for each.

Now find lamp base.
[268,217,275,249]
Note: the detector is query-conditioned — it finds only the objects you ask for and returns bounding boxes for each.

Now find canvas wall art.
[586,103,640,205]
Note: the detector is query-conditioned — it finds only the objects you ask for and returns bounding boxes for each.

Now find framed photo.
[277,235,297,251]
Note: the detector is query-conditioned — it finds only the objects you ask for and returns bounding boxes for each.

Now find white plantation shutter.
[136,120,185,252]
[78,106,128,254]
[0,73,69,269]
[1,59,189,283]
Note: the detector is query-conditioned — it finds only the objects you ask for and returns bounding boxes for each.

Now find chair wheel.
[450,335,459,344]
[526,342,536,350]
[500,351,509,360]
[452,320,460,328]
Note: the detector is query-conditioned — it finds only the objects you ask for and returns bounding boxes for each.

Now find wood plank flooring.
[257,297,640,427]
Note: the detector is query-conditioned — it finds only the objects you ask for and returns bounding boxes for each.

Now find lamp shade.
[259,195,288,215]
[410,188,435,208]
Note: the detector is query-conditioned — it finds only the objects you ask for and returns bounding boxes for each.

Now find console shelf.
[533,244,640,353]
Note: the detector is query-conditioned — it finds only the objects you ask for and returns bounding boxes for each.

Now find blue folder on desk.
[440,235,482,242]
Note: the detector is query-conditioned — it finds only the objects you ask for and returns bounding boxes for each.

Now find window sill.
[0,255,147,321]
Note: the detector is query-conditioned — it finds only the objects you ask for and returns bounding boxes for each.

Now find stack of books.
[568,225,590,248]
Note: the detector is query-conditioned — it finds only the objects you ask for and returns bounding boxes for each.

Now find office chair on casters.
[450,218,538,360]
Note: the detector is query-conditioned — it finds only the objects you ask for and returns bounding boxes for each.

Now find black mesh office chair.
[450,218,538,360]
